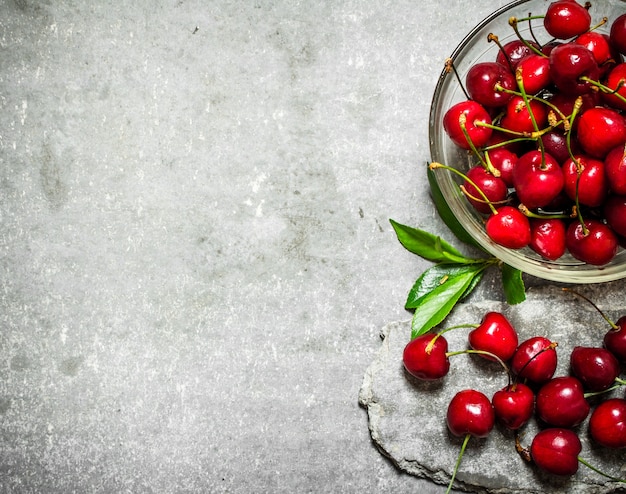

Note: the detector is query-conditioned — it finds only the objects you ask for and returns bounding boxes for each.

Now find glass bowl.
[429,0,626,283]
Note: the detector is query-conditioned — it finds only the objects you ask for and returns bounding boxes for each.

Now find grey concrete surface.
[1,1,624,493]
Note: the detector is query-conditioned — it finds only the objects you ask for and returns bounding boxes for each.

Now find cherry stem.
[446,349,512,386]
[561,288,618,329]
[446,434,471,494]
[584,378,626,399]
[508,16,547,58]
[580,76,626,107]
[577,456,626,484]
[445,57,470,100]
[518,204,573,219]
[429,162,499,215]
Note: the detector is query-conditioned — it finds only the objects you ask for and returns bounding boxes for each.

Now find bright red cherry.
[466,62,515,108]
[575,31,620,77]
[529,218,567,261]
[561,155,608,208]
[530,428,581,476]
[443,100,493,150]
[446,389,495,438]
[403,333,450,381]
[589,398,626,449]
[492,383,534,430]
[536,376,590,428]
[544,0,591,40]
[576,107,626,159]
[486,148,517,187]
[570,346,620,392]
[566,219,619,266]
[512,150,564,209]
[500,95,548,135]
[468,311,519,362]
[602,63,626,111]
[463,166,508,214]
[485,206,531,249]
[511,336,558,385]
[516,54,552,94]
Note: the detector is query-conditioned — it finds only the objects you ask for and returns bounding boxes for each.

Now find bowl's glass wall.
[429,0,626,283]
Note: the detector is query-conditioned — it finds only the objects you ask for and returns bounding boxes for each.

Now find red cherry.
[512,150,564,209]
[604,194,626,237]
[540,130,581,164]
[529,218,567,261]
[576,107,626,159]
[485,206,531,249]
[589,398,626,449]
[511,336,558,385]
[561,155,608,208]
[468,311,519,362]
[548,91,598,131]
[443,100,493,150]
[500,96,548,135]
[530,428,581,476]
[549,43,600,95]
[536,376,590,428]
[446,389,495,438]
[491,383,535,430]
[605,144,626,194]
[402,333,450,381]
[566,219,619,266]
[516,54,552,94]
[570,346,620,392]
[463,166,508,214]
[544,0,591,40]
[495,39,541,70]
[610,13,626,56]
[466,62,515,108]
[602,63,626,111]
[486,148,517,187]
[604,316,626,362]
[575,31,620,77]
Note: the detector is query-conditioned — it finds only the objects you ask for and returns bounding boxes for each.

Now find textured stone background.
[1,1,625,493]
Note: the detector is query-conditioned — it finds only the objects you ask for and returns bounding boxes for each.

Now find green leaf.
[390,219,475,264]
[405,262,488,309]
[427,165,485,250]
[410,263,486,339]
[500,263,526,305]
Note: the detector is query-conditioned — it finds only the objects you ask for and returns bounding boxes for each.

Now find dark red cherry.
[443,100,493,150]
[512,150,564,209]
[540,130,580,164]
[605,144,626,194]
[468,311,519,362]
[604,195,626,237]
[485,206,531,249]
[549,43,600,95]
[566,219,619,266]
[403,333,450,381]
[492,383,535,430]
[463,166,508,214]
[544,0,591,40]
[495,39,541,70]
[570,346,620,392]
[604,316,626,362]
[466,62,515,108]
[536,376,590,428]
[576,107,626,159]
[589,398,626,449]
[530,428,581,476]
[511,336,558,385]
[446,389,495,438]
[529,218,567,261]
[610,13,626,56]
[561,155,608,208]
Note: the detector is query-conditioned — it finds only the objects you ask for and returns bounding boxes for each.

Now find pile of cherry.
[403,289,626,491]
[439,0,626,265]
